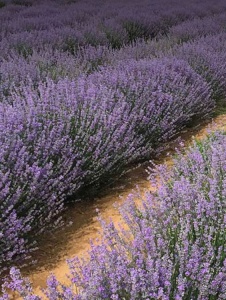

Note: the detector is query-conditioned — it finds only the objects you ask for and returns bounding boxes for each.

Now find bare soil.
[6,114,226,299]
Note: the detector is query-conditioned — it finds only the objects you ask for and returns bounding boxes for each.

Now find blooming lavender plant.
[0,75,144,275]
[0,54,215,276]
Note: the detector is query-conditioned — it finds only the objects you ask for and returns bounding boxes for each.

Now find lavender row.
[2,128,226,299]
[0,57,214,275]
[171,32,226,102]
[1,9,226,99]
[1,0,226,59]
[168,12,226,43]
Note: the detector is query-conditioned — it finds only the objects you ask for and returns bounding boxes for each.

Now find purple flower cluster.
[2,131,226,299]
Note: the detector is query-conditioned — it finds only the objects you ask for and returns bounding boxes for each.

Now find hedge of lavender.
[0,57,214,275]
[1,131,226,299]
[1,0,226,57]
[1,0,226,92]
[168,12,226,43]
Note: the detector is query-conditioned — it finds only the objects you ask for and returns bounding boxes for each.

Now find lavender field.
[0,0,226,298]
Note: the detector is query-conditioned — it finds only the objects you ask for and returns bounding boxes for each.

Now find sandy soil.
[5,114,226,299]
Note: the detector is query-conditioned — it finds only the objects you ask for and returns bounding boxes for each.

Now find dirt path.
[7,114,226,299]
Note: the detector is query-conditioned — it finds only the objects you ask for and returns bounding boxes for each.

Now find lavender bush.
[0,56,214,275]
[1,131,226,299]
[0,76,144,275]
